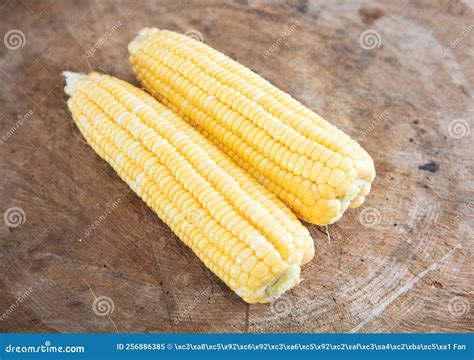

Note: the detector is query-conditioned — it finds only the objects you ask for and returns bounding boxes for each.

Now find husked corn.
[63,71,314,303]
[128,28,376,225]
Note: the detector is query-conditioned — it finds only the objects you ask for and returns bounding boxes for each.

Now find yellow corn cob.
[63,71,315,304]
[128,28,376,225]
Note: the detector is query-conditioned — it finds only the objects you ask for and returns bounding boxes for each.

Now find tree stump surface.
[0,0,472,333]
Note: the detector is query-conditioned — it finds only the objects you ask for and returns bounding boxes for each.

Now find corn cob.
[63,71,314,303]
[128,28,376,225]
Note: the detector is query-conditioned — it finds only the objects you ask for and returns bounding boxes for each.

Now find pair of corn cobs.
[65,28,375,303]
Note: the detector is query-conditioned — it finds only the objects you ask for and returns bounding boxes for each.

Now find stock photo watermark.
[4,341,85,354]
[174,286,211,324]
[79,198,122,241]
[270,122,290,141]
[358,206,382,228]
[270,296,292,317]
[262,21,300,58]
[184,29,203,42]
[3,29,26,50]
[3,207,26,228]
[1,287,34,321]
[183,208,203,228]
[448,296,470,317]
[357,110,390,141]
[359,29,382,50]
[83,20,123,58]
[447,118,470,139]
[92,295,115,317]
[0,110,34,145]
[441,24,473,58]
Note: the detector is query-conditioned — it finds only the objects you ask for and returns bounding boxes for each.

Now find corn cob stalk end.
[62,71,87,96]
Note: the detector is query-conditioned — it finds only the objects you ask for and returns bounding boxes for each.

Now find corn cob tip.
[128,28,157,54]
[240,264,300,303]
[128,34,143,54]
[62,71,87,96]
[267,264,300,301]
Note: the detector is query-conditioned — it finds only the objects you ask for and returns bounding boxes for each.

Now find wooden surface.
[1,0,473,333]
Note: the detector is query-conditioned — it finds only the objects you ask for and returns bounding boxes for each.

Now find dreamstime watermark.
[1,287,33,321]
[183,208,203,228]
[174,286,211,324]
[262,21,300,58]
[184,29,203,42]
[358,206,381,228]
[432,202,473,240]
[83,20,123,58]
[270,122,290,141]
[397,200,440,240]
[0,110,33,145]
[441,24,473,58]
[447,118,470,139]
[270,296,292,317]
[3,207,26,228]
[399,200,473,244]
[142,87,164,101]
[408,200,440,225]
[97,121,114,138]
[357,109,389,141]
[249,287,320,332]
[359,29,382,50]
[79,198,122,241]
[448,296,470,317]
[4,341,85,354]
[4,29,26,50]
[92,295,115,316]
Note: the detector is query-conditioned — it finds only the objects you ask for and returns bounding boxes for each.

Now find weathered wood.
[0,0,472,333]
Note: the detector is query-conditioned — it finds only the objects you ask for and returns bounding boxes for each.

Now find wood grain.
[0,0,472,333]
